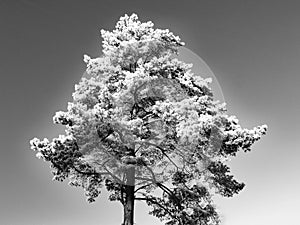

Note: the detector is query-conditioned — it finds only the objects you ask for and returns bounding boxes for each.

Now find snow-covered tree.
[30,13,267,225]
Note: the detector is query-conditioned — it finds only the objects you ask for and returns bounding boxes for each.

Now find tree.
[30,13,267,225]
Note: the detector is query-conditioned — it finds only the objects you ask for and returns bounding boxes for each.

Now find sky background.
[0,0,299,225]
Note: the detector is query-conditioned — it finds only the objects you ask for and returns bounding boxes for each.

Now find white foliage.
[30,13,267,215]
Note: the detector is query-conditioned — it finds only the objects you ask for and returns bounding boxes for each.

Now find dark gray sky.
[1,0,299,225]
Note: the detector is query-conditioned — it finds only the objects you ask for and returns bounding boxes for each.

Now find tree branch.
[142,141,179,169]
[103,167,124,184]
[92,160,124,184]
[134,197,173,215]
[72,165,107,176]
[134,183,154,193]
[134,176,180,207]
[135,196,180,224]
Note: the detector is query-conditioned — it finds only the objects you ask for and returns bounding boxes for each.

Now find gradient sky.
[1,0,300,225]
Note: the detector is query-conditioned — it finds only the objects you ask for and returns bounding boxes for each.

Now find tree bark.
[122,167,135,225]
[123,184,135,225]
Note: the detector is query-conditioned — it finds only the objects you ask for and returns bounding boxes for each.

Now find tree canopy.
[30,13,267,225]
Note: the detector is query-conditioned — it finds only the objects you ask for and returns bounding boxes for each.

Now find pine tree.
[30,13,267,225]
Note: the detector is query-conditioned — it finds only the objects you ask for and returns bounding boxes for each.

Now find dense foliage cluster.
[30,13,267,225]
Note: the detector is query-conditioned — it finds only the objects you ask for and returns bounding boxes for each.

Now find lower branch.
[135,196,181,224]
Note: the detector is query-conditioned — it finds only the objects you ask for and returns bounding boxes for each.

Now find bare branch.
[134,183,154,193]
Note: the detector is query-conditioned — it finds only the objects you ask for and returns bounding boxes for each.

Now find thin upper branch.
[142,141,179,169]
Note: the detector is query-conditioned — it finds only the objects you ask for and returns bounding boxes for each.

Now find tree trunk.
[123,184,135,225]
[122,167,135,225]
